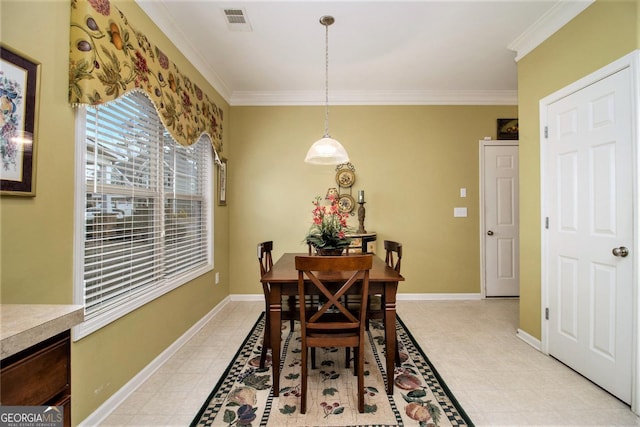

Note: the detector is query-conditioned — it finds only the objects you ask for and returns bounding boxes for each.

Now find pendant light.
[304,15,350,165]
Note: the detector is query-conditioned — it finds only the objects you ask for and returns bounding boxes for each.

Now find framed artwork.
[217,157,227,206]
[497,118,519,140]
[1,45,40,196]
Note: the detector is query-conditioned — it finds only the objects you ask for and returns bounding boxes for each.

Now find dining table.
[260,252,405,396]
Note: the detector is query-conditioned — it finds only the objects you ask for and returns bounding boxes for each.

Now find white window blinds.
[80,91,212,328]
[163,133,209,277]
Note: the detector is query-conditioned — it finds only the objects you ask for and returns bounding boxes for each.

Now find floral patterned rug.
[191,313,473,427]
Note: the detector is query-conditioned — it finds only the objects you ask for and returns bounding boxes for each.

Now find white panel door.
[484,144,519,297]
[546,67,633,404]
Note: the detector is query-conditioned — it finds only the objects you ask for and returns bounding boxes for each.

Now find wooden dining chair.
[295,254,373,414]
[258,241,274,368]
[366,240,402,365]
[384,240,402,274]
[258,241,298,368]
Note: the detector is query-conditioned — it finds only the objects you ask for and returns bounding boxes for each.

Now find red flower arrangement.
[304,195,352,251]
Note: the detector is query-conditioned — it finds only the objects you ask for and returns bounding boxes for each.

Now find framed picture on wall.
[217,157,227,206]
[497,118,519,140]
[0,45,40,196]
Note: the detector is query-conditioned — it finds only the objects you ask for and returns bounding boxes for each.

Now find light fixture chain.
[304,15,348,165]
[324,19,330,138]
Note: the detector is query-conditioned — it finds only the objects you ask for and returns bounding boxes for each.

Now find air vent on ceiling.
[222,8,252,32]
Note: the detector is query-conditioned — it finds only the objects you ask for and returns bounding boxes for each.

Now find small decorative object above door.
[497,118,519,140]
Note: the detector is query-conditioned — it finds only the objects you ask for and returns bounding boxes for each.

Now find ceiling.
[136,1,592,106]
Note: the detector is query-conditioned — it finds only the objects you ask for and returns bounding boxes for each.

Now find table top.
[260,252,404,284]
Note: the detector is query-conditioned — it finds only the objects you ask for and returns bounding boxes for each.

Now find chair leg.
[352,347,358,376]
[345,347,351,369]
[365,296,372,330]
[311,348,316,369]
[301,345,308,414]
[259,335,268,368]
[287,296,296,330]
[357,341,365,413]
[260,314,271,369]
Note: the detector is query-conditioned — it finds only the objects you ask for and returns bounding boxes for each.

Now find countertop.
[1,304,84,359]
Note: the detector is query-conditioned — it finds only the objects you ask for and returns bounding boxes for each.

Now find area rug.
[191,312,473,427]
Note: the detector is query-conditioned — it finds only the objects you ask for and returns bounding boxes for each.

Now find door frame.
[539,50,640,413]
[479,139,519,299]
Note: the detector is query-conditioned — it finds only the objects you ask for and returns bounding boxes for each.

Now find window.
[74,91,213,338]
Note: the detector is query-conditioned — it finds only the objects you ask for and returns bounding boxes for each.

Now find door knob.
[487,230,494,236]
[612,246,629,257]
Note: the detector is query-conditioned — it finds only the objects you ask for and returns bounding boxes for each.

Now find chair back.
[384,240,402,274]
[258,241,274,277]
[295,255,372,336]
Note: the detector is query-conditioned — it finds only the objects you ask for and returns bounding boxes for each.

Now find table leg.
[269,286,282,396]
[384,281,398,395]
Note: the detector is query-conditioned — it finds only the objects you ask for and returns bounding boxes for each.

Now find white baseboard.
[79,296,231,427]
[396,293,482,301]
[230,293,263,301]
[516,328,542,351]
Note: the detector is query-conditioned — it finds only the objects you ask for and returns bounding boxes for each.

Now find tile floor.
[100,299,640,426]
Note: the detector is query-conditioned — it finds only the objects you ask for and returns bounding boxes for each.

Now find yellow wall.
[0,0,230,423]
[6,0,635,423]
[517,0,638,338]
[228,105,517,296]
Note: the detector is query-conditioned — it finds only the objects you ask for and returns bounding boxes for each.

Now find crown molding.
[508,0,594,62]
[229,89,518,106]
[135,1,232,101]
[138,1,593,106]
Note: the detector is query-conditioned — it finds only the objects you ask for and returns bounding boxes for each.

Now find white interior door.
[544,67,633,404]
[483,143,520,297]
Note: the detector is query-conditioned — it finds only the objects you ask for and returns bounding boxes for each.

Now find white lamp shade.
[304,137,350,165]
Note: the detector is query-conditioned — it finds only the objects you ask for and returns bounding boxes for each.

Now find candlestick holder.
[357,202,367,234]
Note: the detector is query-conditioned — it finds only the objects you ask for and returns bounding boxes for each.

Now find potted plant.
[304,195,353,255]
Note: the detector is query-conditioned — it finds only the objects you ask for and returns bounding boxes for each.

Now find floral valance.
[69,0,223,150]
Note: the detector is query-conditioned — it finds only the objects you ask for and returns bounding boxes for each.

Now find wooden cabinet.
[1,330,71,426]
[348,232,377,254]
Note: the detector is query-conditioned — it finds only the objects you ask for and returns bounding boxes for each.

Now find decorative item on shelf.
[304,16,349,165]
[304,194,353,255]
[357,190,367,234]
[325,187,339,200]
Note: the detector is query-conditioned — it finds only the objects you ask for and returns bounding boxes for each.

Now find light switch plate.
[454,207,467,217]
[460,188,467,198]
